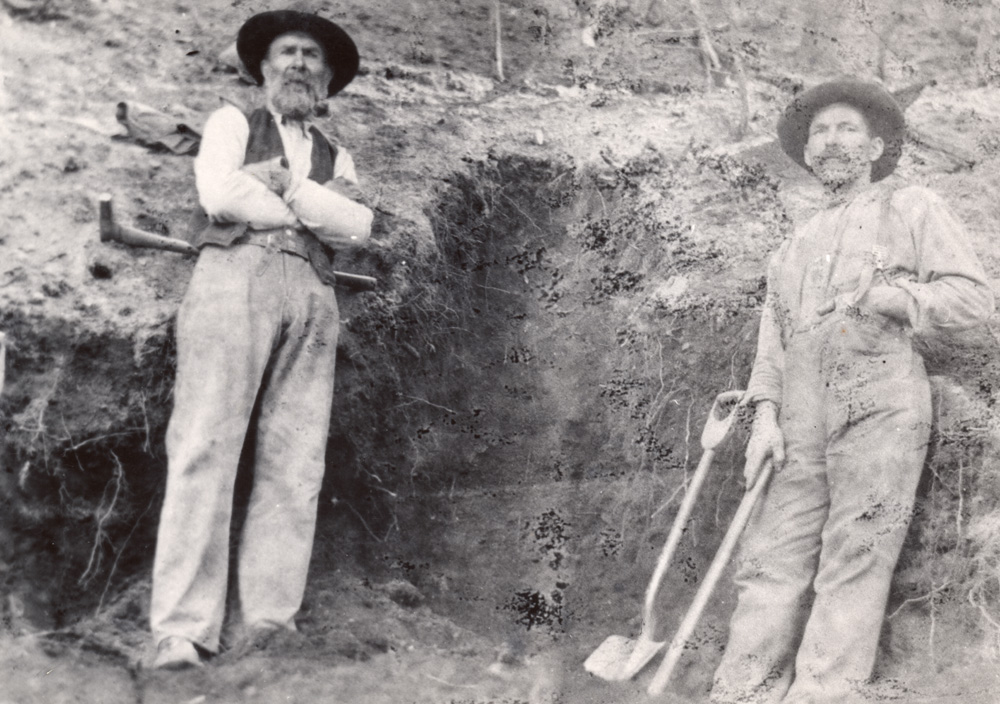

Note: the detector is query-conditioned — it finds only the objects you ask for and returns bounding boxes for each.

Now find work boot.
[152,636,203,670]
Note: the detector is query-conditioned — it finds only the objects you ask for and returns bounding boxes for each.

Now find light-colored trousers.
[150,244,339,652]
[712,313,931,704]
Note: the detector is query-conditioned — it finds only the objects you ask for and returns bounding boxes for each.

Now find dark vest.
[191,108,340,286]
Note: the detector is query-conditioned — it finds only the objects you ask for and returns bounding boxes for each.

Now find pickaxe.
[97,194,378,291]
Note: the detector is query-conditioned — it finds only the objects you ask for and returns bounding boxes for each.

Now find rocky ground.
[3,0,1000,702]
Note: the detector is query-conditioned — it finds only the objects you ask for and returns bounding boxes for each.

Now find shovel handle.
[647,458,774,696]
[641,448,716,634]
[640,390,744,636]
[642,447,716,623]
[700,389,744,451]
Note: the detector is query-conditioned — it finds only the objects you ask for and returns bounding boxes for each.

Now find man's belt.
[229,227,376,291]
[233,228,311,260]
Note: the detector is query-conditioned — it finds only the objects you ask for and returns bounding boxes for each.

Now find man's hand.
[859,284,911,323]
[815,284,911,323]
[745,400,784,489]
[325,177,367,204]
[243,157,292,197]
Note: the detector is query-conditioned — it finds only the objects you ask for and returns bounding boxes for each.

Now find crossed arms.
[194,104,373,249]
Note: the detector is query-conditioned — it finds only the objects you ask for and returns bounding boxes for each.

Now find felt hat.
[236,10,359,97]
[777,79,906,182]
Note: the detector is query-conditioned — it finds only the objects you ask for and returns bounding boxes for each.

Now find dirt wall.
[4,0,1000,700]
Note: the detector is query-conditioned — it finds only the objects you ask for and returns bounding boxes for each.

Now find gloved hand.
[745,400,784,489]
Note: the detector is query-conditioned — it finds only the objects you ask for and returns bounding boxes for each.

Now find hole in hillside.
[314,149,774,648]
[323,153,582,520]
[321,146,780,557]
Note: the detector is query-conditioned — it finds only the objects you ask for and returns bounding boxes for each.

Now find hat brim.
[237,10,359,97]
[777,80,906,182]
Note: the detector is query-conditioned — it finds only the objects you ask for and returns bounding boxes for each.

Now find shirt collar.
[280,114,312,138]
[266,102,312,138]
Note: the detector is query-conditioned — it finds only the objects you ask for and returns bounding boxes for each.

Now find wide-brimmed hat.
[777,79,906,182]
[236,10,359,97]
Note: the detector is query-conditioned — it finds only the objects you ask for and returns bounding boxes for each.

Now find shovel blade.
[584,634,665,681]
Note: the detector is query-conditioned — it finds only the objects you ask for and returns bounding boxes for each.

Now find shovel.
[584,390,743,681]
[647,455,775,695]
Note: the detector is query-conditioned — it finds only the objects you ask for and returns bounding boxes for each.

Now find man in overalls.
[712,80,994,702]
[149,10,373,669]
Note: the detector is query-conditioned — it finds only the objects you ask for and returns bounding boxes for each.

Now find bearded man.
[711,80,994,702]
[149,11,373,669]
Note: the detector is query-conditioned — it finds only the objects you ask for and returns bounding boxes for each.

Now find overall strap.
[845,189,894,307]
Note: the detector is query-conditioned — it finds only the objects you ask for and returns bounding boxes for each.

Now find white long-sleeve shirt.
[194,103,373,249]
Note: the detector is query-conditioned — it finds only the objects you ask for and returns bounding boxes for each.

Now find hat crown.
[236,10,359,97]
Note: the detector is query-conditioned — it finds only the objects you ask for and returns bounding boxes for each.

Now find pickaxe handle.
[99,194,198,255]
[326,270,378,291]
[97,195,378,291]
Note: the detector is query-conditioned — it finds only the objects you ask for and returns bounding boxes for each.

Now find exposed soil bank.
[4,1,1000,702]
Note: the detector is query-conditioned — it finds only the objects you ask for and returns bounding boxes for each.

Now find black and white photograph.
[2,1,999,702]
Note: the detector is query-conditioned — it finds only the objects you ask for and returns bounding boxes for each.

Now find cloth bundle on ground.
[115,102,203,156]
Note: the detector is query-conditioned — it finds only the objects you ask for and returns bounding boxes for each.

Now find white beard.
[270,82,318,119]
[266,69,326,120]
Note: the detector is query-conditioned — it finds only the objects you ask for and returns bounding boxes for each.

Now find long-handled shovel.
[646,456,775,695]
[584,390,744,681]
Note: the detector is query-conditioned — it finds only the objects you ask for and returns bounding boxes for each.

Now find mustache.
[813,146,866,164]
[816,148,848,160]
[280,68,319,89]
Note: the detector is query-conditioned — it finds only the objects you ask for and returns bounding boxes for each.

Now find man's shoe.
[152,636,203,670]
